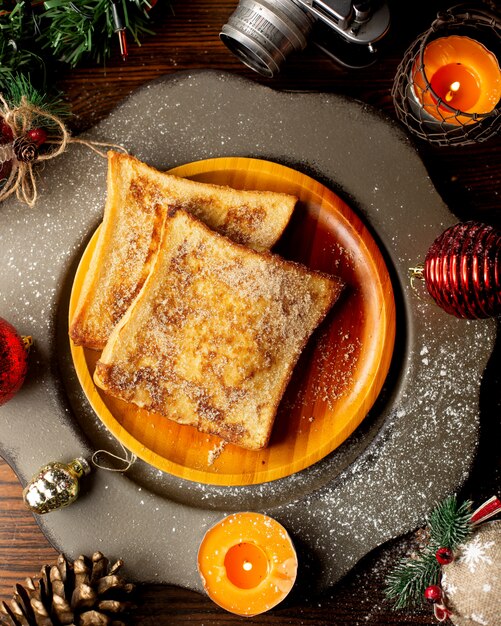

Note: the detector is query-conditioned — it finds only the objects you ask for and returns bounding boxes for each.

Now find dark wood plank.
[1,456,435,625]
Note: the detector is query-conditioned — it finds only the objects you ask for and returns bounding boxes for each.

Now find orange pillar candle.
[197,512,298,616]
[412,35,501,126]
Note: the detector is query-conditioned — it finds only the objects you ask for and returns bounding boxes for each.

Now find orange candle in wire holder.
[197,512,298,617]
[411,35,501,126]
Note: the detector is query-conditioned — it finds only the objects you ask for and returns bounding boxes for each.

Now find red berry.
[436,547,454,565]
[0,317,30,406]
[26,127,48,146]
[424,585,442,604]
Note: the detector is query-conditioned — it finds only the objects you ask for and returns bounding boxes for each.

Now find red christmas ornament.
[435,546,454,565]
[0,119,14,183]
[0,119,13,143]
[0,317,31,406]
[26,127,48,146]
[422,221,501,319]
[424,585,443,604]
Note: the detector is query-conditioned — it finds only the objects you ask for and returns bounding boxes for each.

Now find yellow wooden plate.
[69,157,396,486]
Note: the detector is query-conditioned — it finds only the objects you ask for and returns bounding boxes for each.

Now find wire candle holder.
[392,3,501,146]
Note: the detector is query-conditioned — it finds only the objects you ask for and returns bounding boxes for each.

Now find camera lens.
[220,0,315,78]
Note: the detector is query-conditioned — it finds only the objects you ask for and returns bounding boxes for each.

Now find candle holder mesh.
[392,3,501,146]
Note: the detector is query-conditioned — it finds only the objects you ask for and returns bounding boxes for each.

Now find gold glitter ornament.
[22,457,91,514]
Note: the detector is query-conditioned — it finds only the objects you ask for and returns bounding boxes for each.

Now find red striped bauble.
[423,221,501,319]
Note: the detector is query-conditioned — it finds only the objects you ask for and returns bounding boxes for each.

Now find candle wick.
[445,81,461,102]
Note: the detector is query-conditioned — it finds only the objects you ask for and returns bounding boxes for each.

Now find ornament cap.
[21,335,33,350]
[70,457,91,477]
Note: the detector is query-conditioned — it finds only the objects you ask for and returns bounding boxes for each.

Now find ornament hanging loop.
[91,442,137,473]
[408,264,429,303]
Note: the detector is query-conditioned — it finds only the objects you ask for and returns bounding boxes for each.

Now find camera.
[220,0,391,76]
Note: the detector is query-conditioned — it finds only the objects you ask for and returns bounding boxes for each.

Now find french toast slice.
[69,151,297,350]
[94,210,343,451]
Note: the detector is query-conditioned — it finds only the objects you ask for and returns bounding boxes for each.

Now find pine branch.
[385,551,440,609]
[2,75,71,127]
[0,0,160,84]
[0,2,46,86]
[428,495,472,549]
[40,0,155,67]
[384,495,475,611]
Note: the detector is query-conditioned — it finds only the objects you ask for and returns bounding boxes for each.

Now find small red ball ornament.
[424,585,443,604]
[0,317,31,406]
[435,546,454,565]
[0,119,14,182]
[422,221,501,319]
[0,119,13,143]
[26,127,48,146]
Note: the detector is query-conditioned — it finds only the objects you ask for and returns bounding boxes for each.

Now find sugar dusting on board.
[0,72,497,608]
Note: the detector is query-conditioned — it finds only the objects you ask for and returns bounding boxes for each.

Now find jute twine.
[0,95,127,207]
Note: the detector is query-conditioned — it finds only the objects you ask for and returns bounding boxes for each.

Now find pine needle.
[428,495,472,549]
[41,0,154,67]
[385,551,440,609]
[384,494,474,611]
[2,75,71,128]
[0,0,160,81]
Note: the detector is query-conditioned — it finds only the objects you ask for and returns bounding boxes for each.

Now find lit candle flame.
[445,81,461,102]
[243,561,253,571]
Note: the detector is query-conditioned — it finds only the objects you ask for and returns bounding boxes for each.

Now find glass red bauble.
[423,221,501,319]
[0,120,13,142]
[0,317,29,406]
[0,119,13,182]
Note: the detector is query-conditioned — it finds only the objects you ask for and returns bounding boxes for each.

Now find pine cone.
[12,137,38,163]
[1,552,135,626]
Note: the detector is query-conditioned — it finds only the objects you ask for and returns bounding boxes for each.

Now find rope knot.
[0,94,126,207]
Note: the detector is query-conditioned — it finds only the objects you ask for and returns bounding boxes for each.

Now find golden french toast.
[69,151,297,350]
[93,210,343,450]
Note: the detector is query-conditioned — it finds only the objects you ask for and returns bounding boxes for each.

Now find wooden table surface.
[1,1,500,624]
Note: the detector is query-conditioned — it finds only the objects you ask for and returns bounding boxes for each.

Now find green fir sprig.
[3,74,70,127]
[0,0,160,92]
[0,2,45,82]
[42,0,155,67]
[385,495,473,610]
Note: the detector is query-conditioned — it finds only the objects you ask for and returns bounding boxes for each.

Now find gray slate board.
[0,71,496,594]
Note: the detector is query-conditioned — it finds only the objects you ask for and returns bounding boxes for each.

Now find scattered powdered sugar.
[0,72,497,614]
[314,328,362,408]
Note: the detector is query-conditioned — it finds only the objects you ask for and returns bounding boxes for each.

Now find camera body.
[220,0,391,76]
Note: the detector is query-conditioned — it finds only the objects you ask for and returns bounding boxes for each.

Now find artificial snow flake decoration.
[458,535,494,574]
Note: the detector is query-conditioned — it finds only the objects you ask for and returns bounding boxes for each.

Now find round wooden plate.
[69,157,395,486]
